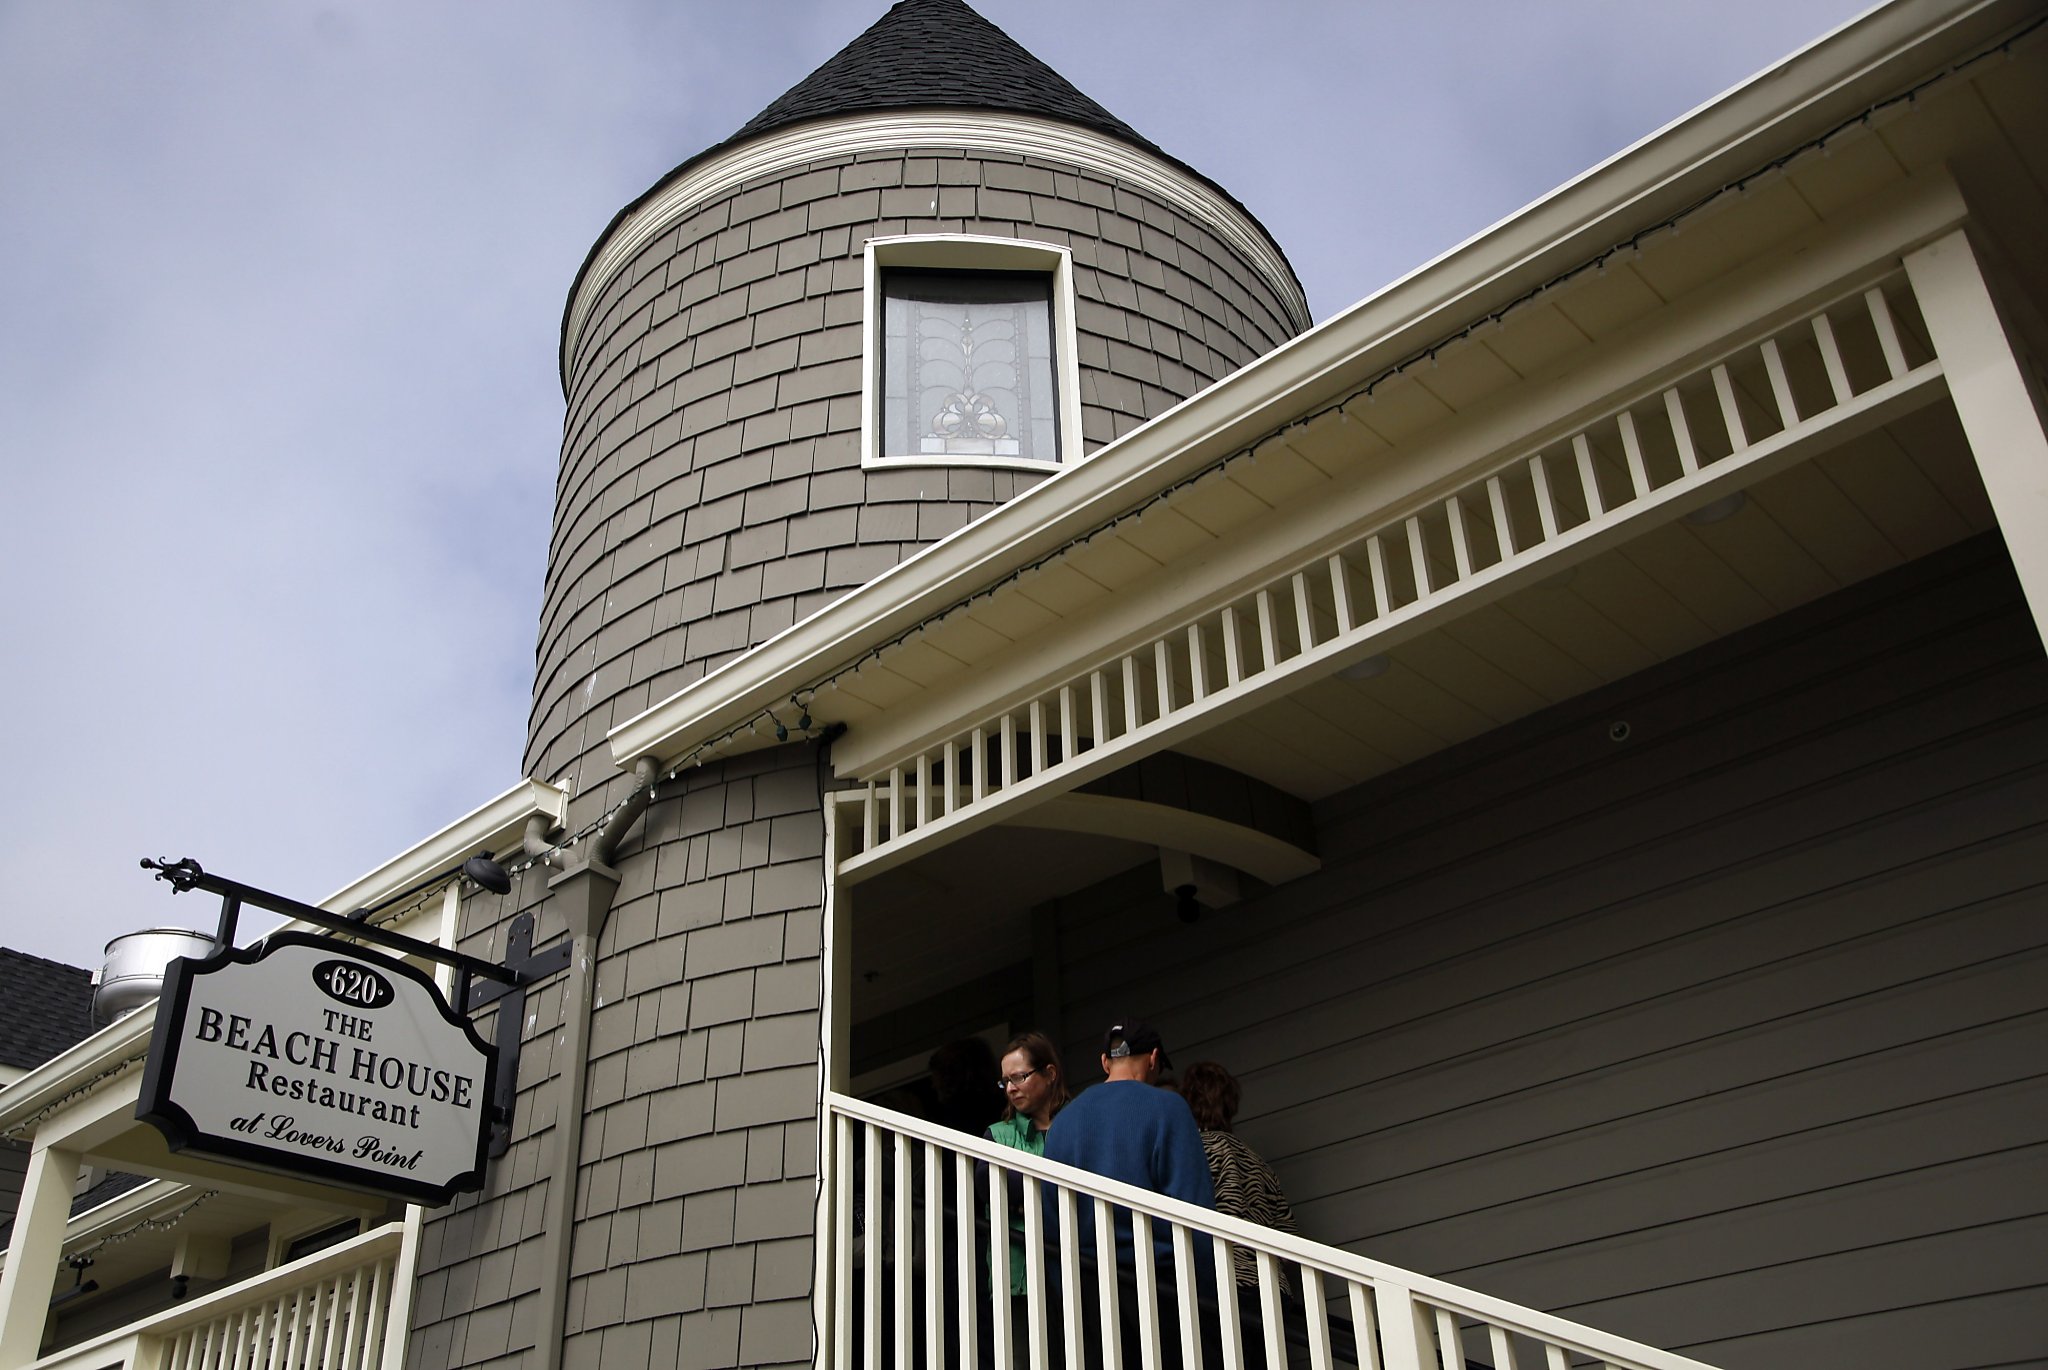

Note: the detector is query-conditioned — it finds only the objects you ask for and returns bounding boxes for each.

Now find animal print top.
[1200,1129,1297,1289]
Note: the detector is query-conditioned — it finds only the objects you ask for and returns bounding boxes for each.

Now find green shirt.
[985,1115,1047,1294]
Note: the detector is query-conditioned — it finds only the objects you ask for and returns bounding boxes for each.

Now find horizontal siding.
[1057,536,2048,1370]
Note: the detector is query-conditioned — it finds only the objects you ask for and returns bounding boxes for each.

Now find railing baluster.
[1866,285,1908,379]
[1255,589,1278,671]
[249,1290,276,1370]
[1221,606,1244,686]
[1058,1189,1085,1370]
[1093,1197,1124,1370]
[1132,1213,1163,1370]
[863,1123,882,1370]
[1529,455,1560,542]
[1214,1236,1245,1370]
[317,1276,346,1370]
[1405,517,1431,598]
[233,1303,256,1370]
[281,1283,309,1369]
[1022,1175,1048,1370]
[364,1258,392,1368]
[1171,1224,1204,1370]
[1711,364,1748,452]
[1813,311,1853,404]
[1434,1306,1464,1370]
[1366,535,1392,617]
[1188,622,1209,700]
[1352,1281,1385,1370]
[1293,571,1317,650]
[942,740,959,817]
[1490,1323,1523,1370]
[1572,434,1607,516]
[862,781,877,851]
[962,1150,986,1370]
[1760,337,1800,425]
[1029,699,1047,777]
[971,727,987,804]
[914,752,931,831]
[1446,497,1474,580]
[835,1113,854,1370]
[1487,475,1516,559]
[1122,655,1142,733]
[1302,1267,1334,1370]
[1545,1342,1572,1370]
[924,1141,944,1370]
[1060,685,1077,761]
[1663,389,1699,476]
[894,1131,914,1363]
[1327,554,1354,634]
[1256,1251,1286,1370]
[1155,638,1174,719]
[990,1153,1014,1368]
[1089,672,1107,748]
[888,768,903,841]
[338,1264,370,1370]
[1616,411,1649,499]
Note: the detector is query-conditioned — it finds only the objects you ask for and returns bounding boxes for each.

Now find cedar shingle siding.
[419,119,1300,1365]
[527,147,1300,798]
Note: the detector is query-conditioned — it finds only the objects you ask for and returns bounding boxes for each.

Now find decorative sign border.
[137,931,497,1206]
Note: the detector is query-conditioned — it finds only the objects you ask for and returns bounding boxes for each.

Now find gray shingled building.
[419,3,1306,1365]
[407,1,2048,1367]
[11,2,2038,1368]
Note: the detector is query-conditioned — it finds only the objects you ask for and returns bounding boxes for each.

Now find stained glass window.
[879,270,1058,462]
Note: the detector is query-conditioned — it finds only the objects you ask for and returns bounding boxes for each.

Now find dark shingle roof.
[0,948,95,1072]
[561,0,1304,387]
[731,0,1160,155]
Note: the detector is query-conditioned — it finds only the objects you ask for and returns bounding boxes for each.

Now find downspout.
[530,755,658,1370]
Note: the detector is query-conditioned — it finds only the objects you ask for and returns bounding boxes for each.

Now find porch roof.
[605,0,2040,782]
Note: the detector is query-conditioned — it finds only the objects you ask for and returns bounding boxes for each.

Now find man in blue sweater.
[1042,1020,1217,1362]
[1045,1019,1216,1217]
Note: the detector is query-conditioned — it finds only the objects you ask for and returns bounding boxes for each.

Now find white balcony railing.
[28,1223,402,1370]
[838,274,1946,882]
[823,1092,1722,1370]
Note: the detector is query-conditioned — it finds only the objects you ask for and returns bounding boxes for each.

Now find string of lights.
[68,1190,220,1261]
[1,1057,144,1142]
[497,15,2041,880]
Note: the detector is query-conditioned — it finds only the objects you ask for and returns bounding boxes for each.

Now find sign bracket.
[142,857,568,1161]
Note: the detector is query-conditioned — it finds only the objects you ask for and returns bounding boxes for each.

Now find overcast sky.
[0,0,1876,971]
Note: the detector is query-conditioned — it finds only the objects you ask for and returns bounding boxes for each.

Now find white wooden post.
[1904,229,2048,649]
[0,1141,81,1367]
[1371,1282,1435,1370]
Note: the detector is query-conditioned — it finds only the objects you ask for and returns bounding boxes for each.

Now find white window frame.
[861,234,1085,472]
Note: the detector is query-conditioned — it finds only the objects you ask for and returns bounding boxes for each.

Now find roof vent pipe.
[93,928,215,1025]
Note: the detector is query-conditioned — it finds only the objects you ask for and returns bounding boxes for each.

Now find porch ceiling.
[839,394,1991,1028]
[1181,401,1990,801]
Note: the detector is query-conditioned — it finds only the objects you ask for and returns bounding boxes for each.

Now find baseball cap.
[1103,1020,1171,1069]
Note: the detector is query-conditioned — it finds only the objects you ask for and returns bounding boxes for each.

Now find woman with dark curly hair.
[1180,1060,1298,1290]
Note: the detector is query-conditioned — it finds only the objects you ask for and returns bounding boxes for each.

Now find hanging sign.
[137,932,495,1205]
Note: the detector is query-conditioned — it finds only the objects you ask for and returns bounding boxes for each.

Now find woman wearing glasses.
[984,1030,1072,1354]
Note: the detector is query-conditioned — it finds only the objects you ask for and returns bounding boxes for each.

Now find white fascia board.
[606,0,2024,774]
[0,1007,154,1134]
[311,777,566,917]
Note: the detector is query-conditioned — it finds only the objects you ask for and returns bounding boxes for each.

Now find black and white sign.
[138,932,495,1205]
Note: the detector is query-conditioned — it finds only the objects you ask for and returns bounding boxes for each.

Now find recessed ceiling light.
[1336,654,1392,682]
[1685,490,1748,525]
